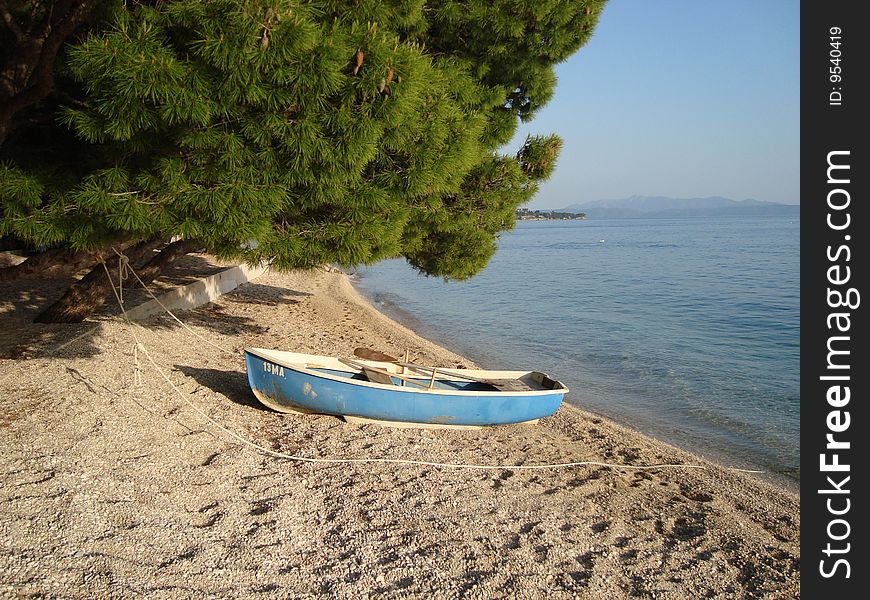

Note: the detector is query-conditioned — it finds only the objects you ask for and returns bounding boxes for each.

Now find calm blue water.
[353,217,800,477]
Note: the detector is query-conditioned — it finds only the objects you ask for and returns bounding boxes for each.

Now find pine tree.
[0,0,605,322]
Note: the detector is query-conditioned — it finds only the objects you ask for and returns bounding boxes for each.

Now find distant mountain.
[554,195,799,219]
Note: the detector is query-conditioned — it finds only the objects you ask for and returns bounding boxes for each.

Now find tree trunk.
[33,237,179,323]
[126,238,203,291]
[0,1,97,147]
[0,247,97,281]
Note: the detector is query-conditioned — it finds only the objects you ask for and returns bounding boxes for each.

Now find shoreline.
[1,266,800,597]
[349,273,799,494]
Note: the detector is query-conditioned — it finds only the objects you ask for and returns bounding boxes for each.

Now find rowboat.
[244,348,568,428]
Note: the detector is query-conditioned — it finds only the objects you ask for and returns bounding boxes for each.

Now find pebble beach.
[0,262,800,598]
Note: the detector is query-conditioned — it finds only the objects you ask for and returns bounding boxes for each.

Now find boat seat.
[361,367,396,386]
[486,379,534,392]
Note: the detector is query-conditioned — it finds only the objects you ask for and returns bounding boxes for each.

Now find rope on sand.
[99,252,765,475]
[110,248,239,359]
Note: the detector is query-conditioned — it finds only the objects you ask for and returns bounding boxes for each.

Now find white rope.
[98,256,764,474]
[118,252,129,304]
[110,247,239,360]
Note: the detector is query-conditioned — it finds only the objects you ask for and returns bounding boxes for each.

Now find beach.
[0,264,799,598]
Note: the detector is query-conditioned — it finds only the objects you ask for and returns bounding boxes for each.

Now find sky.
[506,0,800,209]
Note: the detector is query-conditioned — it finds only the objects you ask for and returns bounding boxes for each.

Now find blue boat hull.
[244,350,566,426]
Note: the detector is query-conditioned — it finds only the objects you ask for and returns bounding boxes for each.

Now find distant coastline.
[516,208,586,221]
[545,195,799,220]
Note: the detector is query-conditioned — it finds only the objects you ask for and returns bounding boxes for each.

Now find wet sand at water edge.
[0,261,799,598]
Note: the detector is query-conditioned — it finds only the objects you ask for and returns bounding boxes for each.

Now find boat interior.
[247,349,567,393]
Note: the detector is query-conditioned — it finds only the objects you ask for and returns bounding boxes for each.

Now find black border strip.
[802,2,868,595]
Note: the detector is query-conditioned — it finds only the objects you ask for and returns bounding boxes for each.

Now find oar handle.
[397,362,492,385]
[352,349,495,386]
[339,358,430,389]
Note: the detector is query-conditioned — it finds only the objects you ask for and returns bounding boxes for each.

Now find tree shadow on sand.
[144,282,313,338]
[148,304,270,337]
[1,267,312,360]
[0,276,105,359]
[221,281,313,306]
[174,364,271,412]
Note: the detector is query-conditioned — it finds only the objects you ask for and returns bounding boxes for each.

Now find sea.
[352,216,800,481]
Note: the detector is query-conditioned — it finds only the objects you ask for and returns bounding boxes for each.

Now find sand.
[0,263,799,598]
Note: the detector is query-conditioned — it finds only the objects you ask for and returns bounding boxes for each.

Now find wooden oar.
[353,348,398,362]
[353,348,446,389]
[351,349,533,393]
[356,348,450,381]
[354,348,499,386]
[339,358,430,389]
[354,347,416,385]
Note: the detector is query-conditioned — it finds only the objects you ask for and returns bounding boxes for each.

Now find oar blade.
[353,347,398,362]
